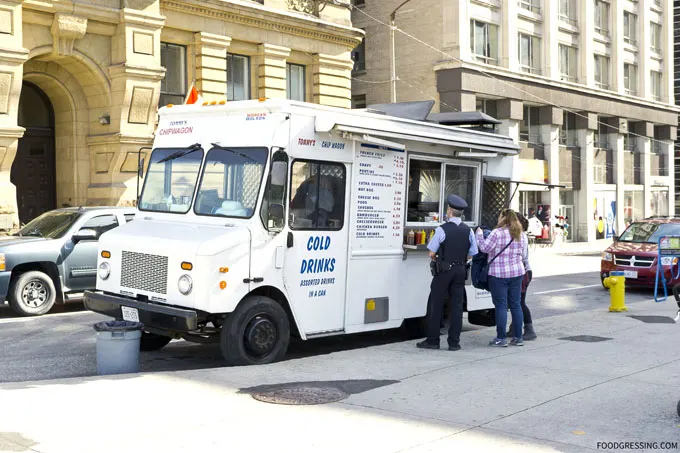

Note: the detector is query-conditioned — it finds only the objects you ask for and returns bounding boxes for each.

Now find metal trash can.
[94,320,144,375]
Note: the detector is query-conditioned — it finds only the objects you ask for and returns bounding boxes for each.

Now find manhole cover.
[252,386,349,405]
[629,315,676,324]
[559,335,612,343]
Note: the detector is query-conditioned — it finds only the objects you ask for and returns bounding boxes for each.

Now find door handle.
[287,232,294,248]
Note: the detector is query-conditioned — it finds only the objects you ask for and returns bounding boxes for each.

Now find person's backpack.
[471,228,514,291]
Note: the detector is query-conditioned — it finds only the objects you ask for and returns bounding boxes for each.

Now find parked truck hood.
[607,242,658,254]
[100,219,251,257]
[0,235,49,249]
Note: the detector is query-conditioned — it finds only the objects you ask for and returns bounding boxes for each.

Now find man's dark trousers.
[426,265,466,347]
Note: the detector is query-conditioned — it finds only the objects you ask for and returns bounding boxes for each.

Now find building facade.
[0,0,362,228]
[352,0,678,242]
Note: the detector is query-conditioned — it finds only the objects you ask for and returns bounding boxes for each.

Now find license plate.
[121,306,139,322]
[623,271,638,279]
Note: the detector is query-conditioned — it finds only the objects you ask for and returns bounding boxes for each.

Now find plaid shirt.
[475,227,528,279]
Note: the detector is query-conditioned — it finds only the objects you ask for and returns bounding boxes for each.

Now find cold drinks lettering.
[299,236,337,295]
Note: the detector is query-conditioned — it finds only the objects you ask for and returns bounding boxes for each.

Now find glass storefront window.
[651,188,669,217]
[444,164,476,221]
[623,190,643,227]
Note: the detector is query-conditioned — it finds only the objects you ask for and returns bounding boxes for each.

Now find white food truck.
[83,99,519,365]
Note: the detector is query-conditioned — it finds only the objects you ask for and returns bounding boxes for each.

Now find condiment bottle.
[407,229,415,245]
[429,229,435,241]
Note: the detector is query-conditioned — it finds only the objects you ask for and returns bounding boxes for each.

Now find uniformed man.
[417,194,478,351]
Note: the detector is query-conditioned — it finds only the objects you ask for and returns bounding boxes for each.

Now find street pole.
[389,0,413,104]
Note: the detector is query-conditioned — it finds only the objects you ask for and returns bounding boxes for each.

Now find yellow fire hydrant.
[603,271,627,312]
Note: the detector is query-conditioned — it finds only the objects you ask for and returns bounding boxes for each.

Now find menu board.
[352,143,406,250]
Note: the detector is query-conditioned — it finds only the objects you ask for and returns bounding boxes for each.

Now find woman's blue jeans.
[488,275,523,340]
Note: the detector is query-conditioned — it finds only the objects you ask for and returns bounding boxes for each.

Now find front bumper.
[0,271,11,302]
[83,291,198,332]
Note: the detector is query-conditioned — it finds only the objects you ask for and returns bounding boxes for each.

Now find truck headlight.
[602,252,613,262]
[98,262,111,280]
[178,274,193,295]
[0,253,5,271]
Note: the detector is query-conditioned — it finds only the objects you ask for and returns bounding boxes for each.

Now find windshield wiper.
[157,143,202,164]
[23,230,44,238]
[210,144,256,163]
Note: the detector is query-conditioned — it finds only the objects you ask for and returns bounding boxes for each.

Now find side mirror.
[72,229,97,243]
[268,203,285,232]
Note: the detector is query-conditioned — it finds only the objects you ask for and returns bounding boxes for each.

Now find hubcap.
[244,314,278,358]
[21,281,49,308]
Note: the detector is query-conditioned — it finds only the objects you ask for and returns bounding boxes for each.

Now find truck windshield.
[13,210,82,239]
[194,146,269,218]
[618,222,680,244]
[138,146,204,214]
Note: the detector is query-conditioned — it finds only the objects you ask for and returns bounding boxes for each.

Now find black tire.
[7,271,57,316]
[403,316,427,339]
[468,308,496,327]
[140,332,172,351]
[220,296,290,366]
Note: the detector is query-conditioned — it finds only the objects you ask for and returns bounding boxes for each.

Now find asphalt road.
[0,254,665,384]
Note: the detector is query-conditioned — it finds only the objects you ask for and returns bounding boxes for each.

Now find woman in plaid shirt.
[475,209,529,347]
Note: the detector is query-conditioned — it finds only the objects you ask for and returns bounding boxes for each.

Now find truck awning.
[315,116,519,156]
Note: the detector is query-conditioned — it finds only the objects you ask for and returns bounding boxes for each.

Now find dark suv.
[601,217,680,288]
[0,207,135,316]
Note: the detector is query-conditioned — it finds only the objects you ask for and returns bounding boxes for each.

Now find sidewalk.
[1,297,680,453]
[531,238,612,256]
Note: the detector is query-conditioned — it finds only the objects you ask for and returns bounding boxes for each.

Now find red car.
[601,217,680,289]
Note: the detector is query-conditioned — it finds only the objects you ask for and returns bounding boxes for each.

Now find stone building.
[0,0,362,227]
[352,0,679,242]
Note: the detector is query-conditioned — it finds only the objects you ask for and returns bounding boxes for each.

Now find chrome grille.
[120,251,168,294]
[614,254,654,268]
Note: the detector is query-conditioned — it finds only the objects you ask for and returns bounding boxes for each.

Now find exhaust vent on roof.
[365,101,435,121]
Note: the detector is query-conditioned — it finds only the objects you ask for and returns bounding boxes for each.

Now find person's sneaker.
[416,340,439,350]
[489,338,508,347]
[510,338,524,346]
[448,344,461,351]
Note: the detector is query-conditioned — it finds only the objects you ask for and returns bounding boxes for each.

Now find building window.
[289,160,346,230]
[650,22,662,52]
[651,70,662,101]
[520,106,541,144]
[160,43,187,107]
[651,189,669,216]
[558,44,577,82]
[518,33,541,74]
[623,12,637,45]
[287,63,306,102]
[624,63,637,95]
[518,0,541,14]
[352,94,366,109]
[558,0,577,25]
[470,20,499,65]
[560,111,577,146]
[352,0,365,5]
[352,35,366,72]
[594,0,610,37]
[594,55,610,90]
[227,54,250,102]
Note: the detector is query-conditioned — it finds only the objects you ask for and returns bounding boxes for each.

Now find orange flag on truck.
[185,84,200,104]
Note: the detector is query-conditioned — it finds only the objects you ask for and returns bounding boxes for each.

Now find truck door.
[63,213,120,292]
[284,159,349,335]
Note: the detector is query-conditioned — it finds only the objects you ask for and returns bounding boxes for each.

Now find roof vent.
[365,101,435,121]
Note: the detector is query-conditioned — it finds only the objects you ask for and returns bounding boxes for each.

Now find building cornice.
[435,60,680,115]
[160,0,363,50]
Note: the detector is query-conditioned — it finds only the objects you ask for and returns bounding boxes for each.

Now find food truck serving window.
[407,157,479,225]
[289,160,346,231]
[194,146,269,219]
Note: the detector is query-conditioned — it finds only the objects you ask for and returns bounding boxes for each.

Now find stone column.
[630,121,653,218]
[312,54,353,109]
[576,112,597,242]
[89,4,166,206]
[542,0,559,79]
[501,0,518,71]
[639,0,650,98]
[610,0,625,93]
[496,99,522,212]
[663,0,673,104]
[539,106,563,233]
[656,124,677,216]
[442,0,470,60]
[604,117,627,235]
[579,0,595,86]
[194,32,231,103]
[0,0,28,228]
[256,44,291,100]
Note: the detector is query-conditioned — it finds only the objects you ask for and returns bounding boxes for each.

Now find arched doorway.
[12,82,57,224]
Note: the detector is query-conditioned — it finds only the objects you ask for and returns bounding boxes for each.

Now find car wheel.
[468,309,496,327]
[8,271,57,316]
[220,296,290,366]
[140,331,173,351]
[601,275,607,289]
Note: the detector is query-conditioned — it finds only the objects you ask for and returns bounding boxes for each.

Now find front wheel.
[7,271,57,316]
[220,296,290,366]
[140,331,173,351]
